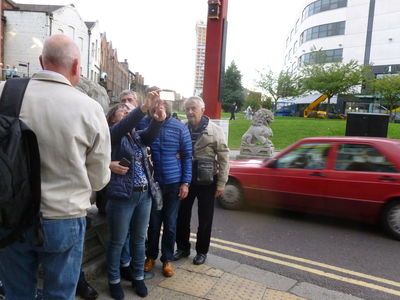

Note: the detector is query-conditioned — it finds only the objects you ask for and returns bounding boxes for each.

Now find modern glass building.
[284,0,400,77]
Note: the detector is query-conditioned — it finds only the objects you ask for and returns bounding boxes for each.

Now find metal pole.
[203,0,229,119]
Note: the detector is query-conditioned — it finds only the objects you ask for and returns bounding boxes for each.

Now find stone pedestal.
[237,145,274,160]
[82,206,109,277]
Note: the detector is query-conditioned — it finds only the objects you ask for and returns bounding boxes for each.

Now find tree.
[256,69,302,114]
[368,74,400,122]
[300,51,368,111]
[244,91,262,111]
[261,96,273,110]
[222,61,244,112]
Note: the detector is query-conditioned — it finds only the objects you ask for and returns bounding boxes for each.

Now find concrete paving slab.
[291,282,364,300]
[234,264,298,292]
[147,286,199,299]
[180,261,224,278]
[263,289,307,300]
[159,268,216,297]
[206,253,242,273]
[205,272,267,300]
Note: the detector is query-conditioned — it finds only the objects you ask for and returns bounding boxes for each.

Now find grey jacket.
[190,118,230,187]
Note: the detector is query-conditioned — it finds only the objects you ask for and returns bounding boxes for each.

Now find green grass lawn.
[228,114,400,150]
[177,111,400,150]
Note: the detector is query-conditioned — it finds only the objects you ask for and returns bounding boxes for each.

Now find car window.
[276,143,331,170]
[335,144,397,173]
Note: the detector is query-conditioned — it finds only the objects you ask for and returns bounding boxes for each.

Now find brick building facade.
[100,33,129,102]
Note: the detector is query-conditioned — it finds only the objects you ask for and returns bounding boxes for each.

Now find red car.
[218,137,400,239]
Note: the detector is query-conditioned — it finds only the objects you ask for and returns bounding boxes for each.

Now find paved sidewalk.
[82,253,363,300]
[79,149,364,300]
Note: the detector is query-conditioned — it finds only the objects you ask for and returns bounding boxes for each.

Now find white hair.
[185,96,205,109]
[119,90,137,101]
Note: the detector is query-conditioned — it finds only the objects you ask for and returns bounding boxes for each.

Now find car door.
[324,143,400,221]
[252,142,331,213]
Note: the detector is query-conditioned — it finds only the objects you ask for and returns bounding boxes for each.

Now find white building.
[193,20,206,96]
[4,4,89,78]
[85,21,101,83]
[284,0,400,77]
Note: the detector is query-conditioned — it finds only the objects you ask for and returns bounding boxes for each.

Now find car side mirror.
[266,158,277,168]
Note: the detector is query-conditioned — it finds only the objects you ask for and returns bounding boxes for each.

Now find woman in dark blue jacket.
[105,92,165,299]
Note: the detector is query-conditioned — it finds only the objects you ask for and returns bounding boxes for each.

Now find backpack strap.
[0,78,30,117]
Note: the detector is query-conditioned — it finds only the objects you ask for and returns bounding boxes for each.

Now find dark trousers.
[176,182,216,255]
[229,112,235,120]
[146,183,181,262]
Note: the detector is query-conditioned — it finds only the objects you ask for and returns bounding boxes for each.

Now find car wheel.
[381,200,400,240]
[217,180,244,210]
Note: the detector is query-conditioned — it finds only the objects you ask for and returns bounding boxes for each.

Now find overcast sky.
[15,0,307,97]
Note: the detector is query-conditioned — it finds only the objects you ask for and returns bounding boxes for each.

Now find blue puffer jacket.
[106,106,163,201]
[136,116,192,184]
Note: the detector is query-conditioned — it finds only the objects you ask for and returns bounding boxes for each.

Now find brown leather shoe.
[144,258,155,272]
[162,262,174,277]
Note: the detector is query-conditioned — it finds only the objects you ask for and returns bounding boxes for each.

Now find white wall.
[4,5,90,78]
[52,6,89,78]
[4,10,49,76]
[369,1,400,66]
[87,21,102,83]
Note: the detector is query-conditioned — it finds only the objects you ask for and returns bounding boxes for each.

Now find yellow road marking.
[189,234,400,296]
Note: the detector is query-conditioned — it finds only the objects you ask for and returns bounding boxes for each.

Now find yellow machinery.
[303,94,330,118]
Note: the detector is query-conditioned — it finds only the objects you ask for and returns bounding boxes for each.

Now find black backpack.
[0,78,42,248]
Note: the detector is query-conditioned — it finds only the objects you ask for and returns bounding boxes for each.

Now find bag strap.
[0,78,31,117]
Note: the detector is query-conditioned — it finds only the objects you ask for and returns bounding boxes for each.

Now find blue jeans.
[106,190,151,282]
[0,217,86,300]
[147,183,181,262]
[121,236,131,266]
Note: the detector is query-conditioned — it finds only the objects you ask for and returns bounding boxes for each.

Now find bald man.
[0,35,111,300]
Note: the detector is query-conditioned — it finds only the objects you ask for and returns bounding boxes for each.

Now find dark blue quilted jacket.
[106,107,162,201]
[136,116,192,184]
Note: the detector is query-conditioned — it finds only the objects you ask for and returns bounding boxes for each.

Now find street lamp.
[18,62,30,77]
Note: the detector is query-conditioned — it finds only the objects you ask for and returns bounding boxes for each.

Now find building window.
[293,40,298,52]
[69,25,75,40]
[300,21,345,44]
[95,40,98,60]
[302,0,347,20]
[91,42,95,58]
[300,48,343,65]
[78,37,84,51]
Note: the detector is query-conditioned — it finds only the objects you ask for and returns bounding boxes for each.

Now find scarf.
[188,116,209,147]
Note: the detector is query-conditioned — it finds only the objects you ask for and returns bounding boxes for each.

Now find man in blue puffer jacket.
[137,101,192,277]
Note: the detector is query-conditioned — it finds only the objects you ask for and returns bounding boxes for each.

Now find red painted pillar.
[203,0,228,119]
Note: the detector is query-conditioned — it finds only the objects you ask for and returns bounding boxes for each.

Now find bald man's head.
[40,35,81,86]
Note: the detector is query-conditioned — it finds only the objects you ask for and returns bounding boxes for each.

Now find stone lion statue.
[241,109,274,147]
